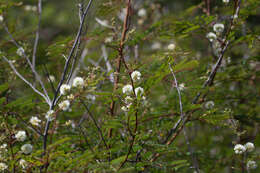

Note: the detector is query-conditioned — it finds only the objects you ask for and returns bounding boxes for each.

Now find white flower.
[205,101,215,109]
[0,15,3,22]
[179,83,185,91]
[151,42,162,50]
[244,142,255,152]
[45,110,55,121]
[72,77,84,88]
[21,144,33,154]
[121,106,128,112]
[19,159,28,169]
[16,47,25,56]
[122,84,133,95]
[105,36,113,43]
[125,96,133,104]
[48,75,55,82]
[206,32,217,42]
[213,23,225,33]
[60,84,71,95]
[167,43,176,50]
[247,160,257,170]
[135,87,144,96]
[59,100,70,111]
[0,144,7,149]
[131,71,141,82]
[234,144,246,154]
[15,131,26,142]
[67,94,75,100]
[138,8,147,17]
[223,0,229,3]
[29,116,41,126]
[0,162,8,171]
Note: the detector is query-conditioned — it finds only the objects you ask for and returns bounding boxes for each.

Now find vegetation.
[0,0,259,172]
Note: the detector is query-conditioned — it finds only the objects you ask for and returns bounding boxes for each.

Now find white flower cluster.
[19,159,28,169]
[24,5,37,12]
[16,47,25,56]
[30,116,41,126]
[0,15,3,22]
[138,8,147,18]
[59,100,70,111]
[122,84,133,95]
[21,144,33,154]
[247,160,257,170]
[15,131,26,142]
[45,110,55,121]
[234,142,255,154]
[0,162,8,171]
[167,43,176,51]
[213,23,225,33]
[60,84,71,95]
[72,77,84,88]
[223,0,229,3]
[205,101,215,109]
[122,71,146,112]
[206,23,224,44]
[131,71,141,82]
[60,77,84,96]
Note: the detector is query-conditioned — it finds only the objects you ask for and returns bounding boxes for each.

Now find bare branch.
[2,56,50,105]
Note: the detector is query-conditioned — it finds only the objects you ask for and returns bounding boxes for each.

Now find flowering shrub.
[0,0,259,172]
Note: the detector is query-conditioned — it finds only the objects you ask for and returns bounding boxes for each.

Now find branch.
[2,56,50,105]
[3,24,51,106]
[32,0,42,70]
[80,99,109,150]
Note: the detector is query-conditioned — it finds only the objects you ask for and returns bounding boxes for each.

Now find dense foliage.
[0,0,259,172]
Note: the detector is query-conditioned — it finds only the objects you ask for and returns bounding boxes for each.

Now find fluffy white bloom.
[105,36,113,43]
[205,101,215,109]
[125,96,133,104]
[15,131,26,142]
[223,0,229,3]
[247,160,257,170]
[60,84,71,95]
[206,32,217,42]
[59,100,70,111]
[0,15,3,22]
[151,42,162,50]
[16,47,25,56]
[67,94,75,100]
[244,142,255,152]
[0,144,7,149]
[167,43,176,50]
[131,71,141,82]
[48,75,55,82]
[138,8,147,17]
[21,144,33,154]
[135,87,144,96]
[213,23,225,33]
[45,110,55,121]
[234,144,246,154]
[122,85,133,95]
[72,77,84,88]
[19,159,28,169]
[0,162,8,171]
[29,116,41,126]
[179,83,185,91]
[121,106,128,112]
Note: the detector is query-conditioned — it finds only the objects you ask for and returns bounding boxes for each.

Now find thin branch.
[2,56,50,105]
[3,24,51,106]
[32,0,42,70]
[80,99,109,150]
[102,45,114,83]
